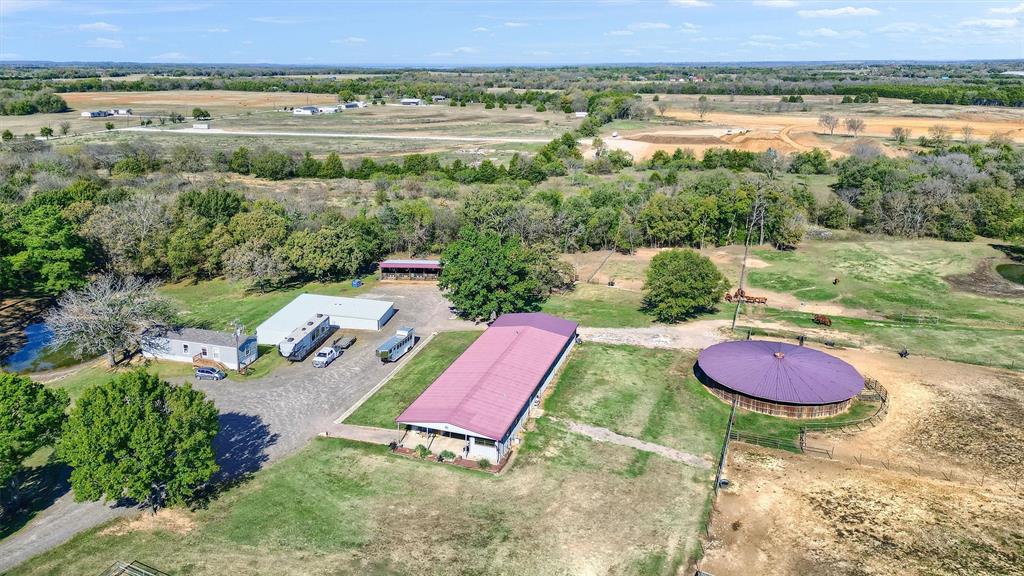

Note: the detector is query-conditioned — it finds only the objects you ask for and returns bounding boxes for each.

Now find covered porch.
[400,426,500,462]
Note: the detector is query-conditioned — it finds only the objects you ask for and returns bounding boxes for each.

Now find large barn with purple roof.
[696,340,865,418]
[397,312,578,463]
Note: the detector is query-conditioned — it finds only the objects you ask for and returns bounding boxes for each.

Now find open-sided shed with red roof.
[397,312,578,462]
[379,259,442,281]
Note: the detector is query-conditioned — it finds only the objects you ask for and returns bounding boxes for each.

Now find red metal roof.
[396,313,577,440]
[379,259,442,270]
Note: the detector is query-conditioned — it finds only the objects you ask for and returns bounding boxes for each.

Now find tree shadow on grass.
[0,460,71,540]
[991,243,1024,263]
[192,412,278,508]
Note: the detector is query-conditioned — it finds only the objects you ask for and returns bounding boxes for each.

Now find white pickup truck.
[311,335,356,368]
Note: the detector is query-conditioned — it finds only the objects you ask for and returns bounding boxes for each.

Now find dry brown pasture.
[700,350,1024,576]
[599,95,1024,160]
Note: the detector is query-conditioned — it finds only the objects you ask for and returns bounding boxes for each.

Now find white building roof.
[257,293,395,336]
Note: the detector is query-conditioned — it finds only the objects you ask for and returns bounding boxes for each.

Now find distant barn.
[379,259,441,281]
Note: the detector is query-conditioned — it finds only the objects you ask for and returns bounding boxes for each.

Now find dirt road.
[120,126,552,143]
[578,320,729,350]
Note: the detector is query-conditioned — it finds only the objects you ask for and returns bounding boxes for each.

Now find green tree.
[1,129,13,141]
[0,373,69,489]
[57,370,219,511]
[39,126,53,139]
[4,205,90,294]
[229,147,252,174]
[191,107,211,120]
[643,249,729,322]
[438,229,544,321]
[104,122,114,131]
[318,152,346,178]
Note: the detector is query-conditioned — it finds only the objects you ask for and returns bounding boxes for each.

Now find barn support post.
[714,399,737,498]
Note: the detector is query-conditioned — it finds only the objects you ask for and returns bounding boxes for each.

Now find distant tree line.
[0,89,68,115]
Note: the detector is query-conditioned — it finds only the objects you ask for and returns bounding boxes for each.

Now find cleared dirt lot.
[599,96,1024,160]
[700,349,1024,576]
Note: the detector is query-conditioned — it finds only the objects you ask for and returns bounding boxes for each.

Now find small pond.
[996,263,1024,286]
[1,322,82,373]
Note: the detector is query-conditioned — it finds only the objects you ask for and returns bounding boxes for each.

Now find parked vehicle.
[376,327,415,363]
[278,313,333,361]
[195,367,226,381]
[312,347,339,368]
[312,335,356,368]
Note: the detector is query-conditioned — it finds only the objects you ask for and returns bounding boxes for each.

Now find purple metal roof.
[396,312,578,440]
[379,259,442,270]
[697,340,864,405]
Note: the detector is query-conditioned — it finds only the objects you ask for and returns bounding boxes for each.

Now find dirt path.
[320,423,402,445]
[578,320,729,350]
[558,419,711,469]
[120,126,552,143]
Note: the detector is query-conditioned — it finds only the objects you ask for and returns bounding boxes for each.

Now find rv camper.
[376,327,415,362]
[278,313,333,361]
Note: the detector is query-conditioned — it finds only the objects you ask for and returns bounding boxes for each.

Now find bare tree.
[655,100,670,116]
[891,126,911,144]
[960,124,974,143]
[844,117,865,137]
[82,193,172,276]
[757,148,787,180]
[818,113,839,135]
[59,121,72,136]
[695,95,712,120]
[928,124,951,147]
[45,275,175,367]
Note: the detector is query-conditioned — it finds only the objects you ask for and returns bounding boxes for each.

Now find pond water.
[1,322,74,373]
[996,263,1024,286]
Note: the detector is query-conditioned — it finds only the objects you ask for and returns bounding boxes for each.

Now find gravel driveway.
[0,284,475,572]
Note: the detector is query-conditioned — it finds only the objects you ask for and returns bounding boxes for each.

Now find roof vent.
[774,351,785,359]
[286,337,294,342]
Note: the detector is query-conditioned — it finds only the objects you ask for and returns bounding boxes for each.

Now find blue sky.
[1,1,1022,65]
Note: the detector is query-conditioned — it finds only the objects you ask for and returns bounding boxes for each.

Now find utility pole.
[731,194,763,330]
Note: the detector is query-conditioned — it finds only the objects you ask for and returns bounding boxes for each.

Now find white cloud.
[990,2,1024,14]
[960,17,1018,28]
[629,21,671,30]
[529,50,553,56]
[504,21,527,27]
[669,0,713,7]
[473,26,490,32]
[206,27,229,33]
[874,22,937,34]
[153,52,188,61]
[248,16,301,24]
[0,1,54,15]
[742,40,778,48]
[798,6,879,18]
[453,46,478,53]
[331,36,367,44]
[429,51,453,57]
[679,22,701,33]
[752,0,798,6]
[607,30,634,36]
[799,27,864,38]
[85,37,124,48]
[79,21,120,32]
[619,48,641,55]
[241,40,254,45]
[0,52,22,59]
[750,33,782,41]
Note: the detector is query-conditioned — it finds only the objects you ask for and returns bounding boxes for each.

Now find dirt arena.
[700,348,1024,576]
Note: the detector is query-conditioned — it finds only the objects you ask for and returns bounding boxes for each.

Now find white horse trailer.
[376,327,415,362]
[278,314,333,361]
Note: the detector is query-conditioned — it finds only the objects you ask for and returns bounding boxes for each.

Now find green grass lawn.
[8,431,713,575]
[997,263,1024,285]
[546,343,882,459]
[158,275,378,333]
[542,283,653,328]
[344,331,482,428]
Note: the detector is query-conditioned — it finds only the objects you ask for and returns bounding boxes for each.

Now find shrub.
[439,450,456,461]
[415,444,431,459]
[477,458,492,469]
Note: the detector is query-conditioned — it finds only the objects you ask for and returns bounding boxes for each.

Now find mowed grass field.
[10,343,725,576]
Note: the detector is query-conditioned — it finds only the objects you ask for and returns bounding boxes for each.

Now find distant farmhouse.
[143,327,257,372]
[80,110,111,118]
[400,98,424,106]
[293,106,320,115]
[317,105,340,114]
[343,101,367,109]
[431,95,447,103]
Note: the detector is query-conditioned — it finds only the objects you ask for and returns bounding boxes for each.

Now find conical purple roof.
[698,340,864,405]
